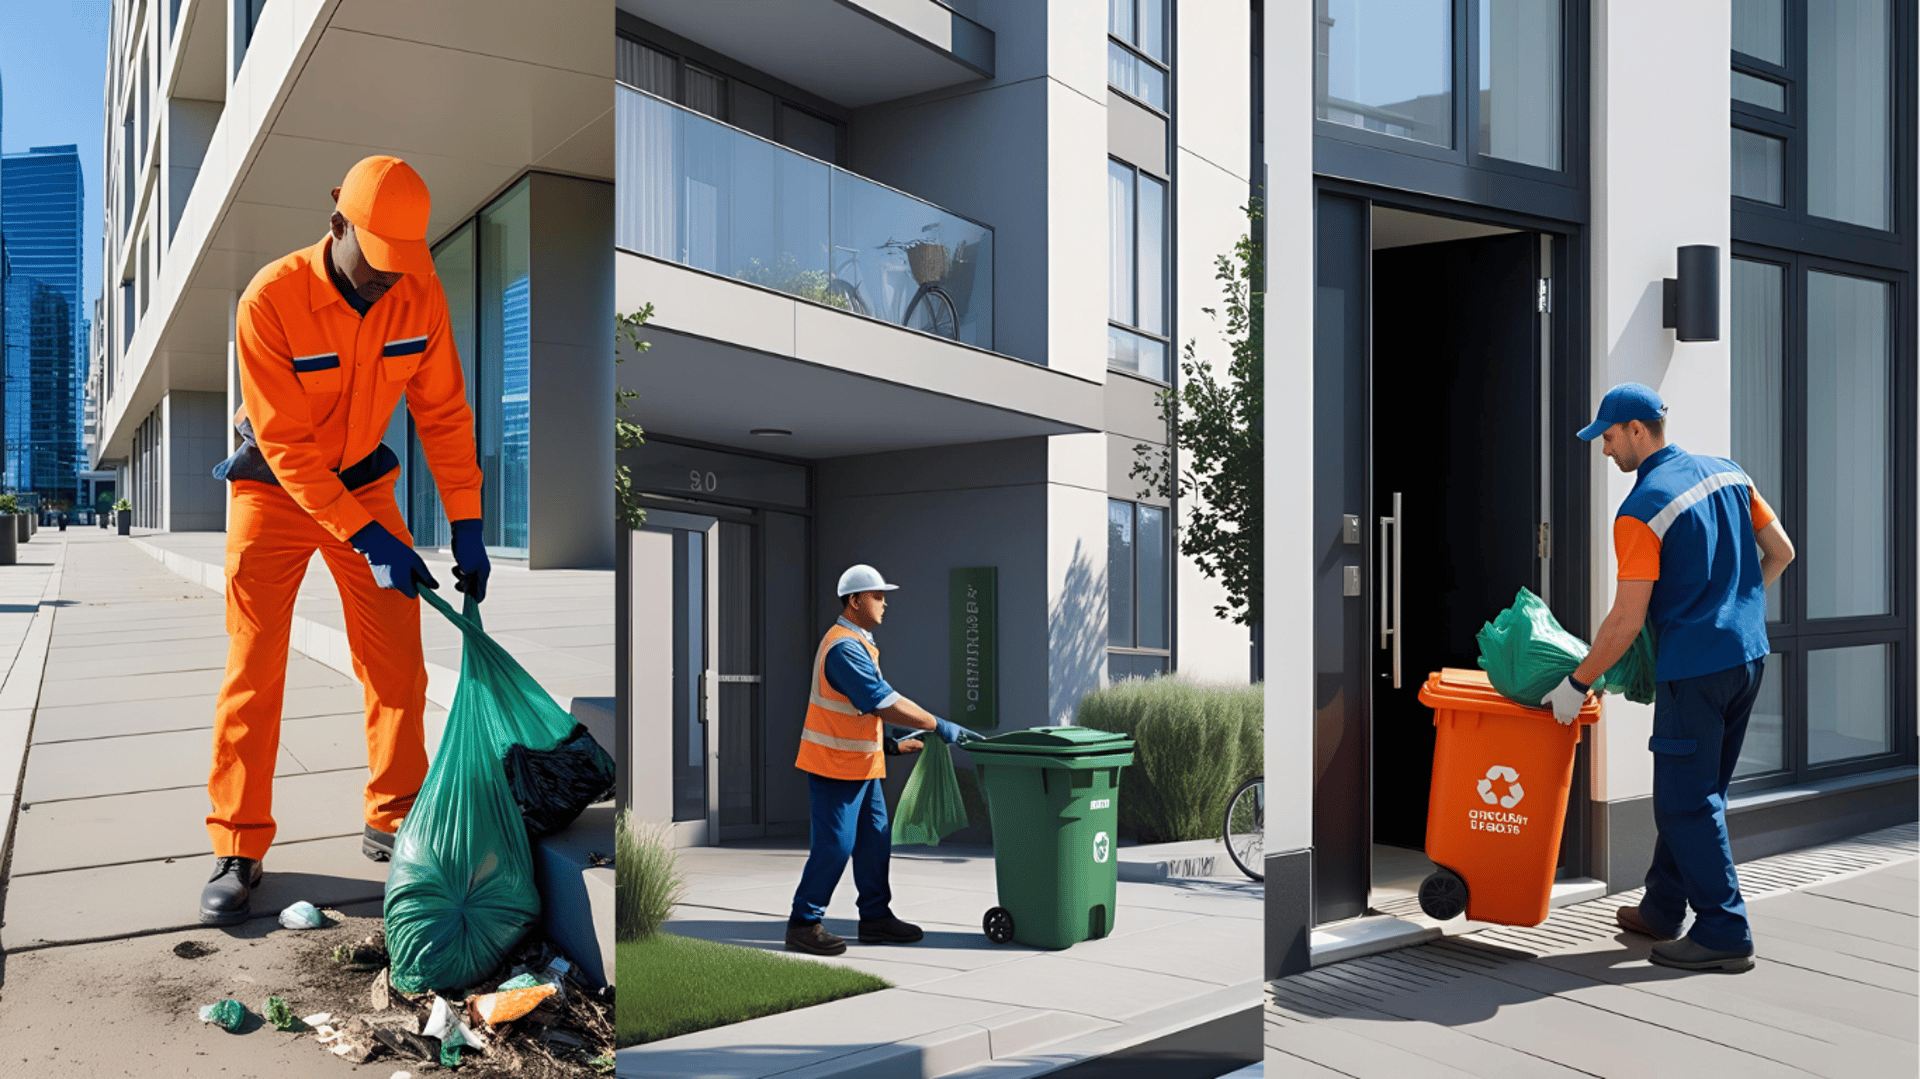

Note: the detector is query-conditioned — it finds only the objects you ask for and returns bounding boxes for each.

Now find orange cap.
[335,155,435,275]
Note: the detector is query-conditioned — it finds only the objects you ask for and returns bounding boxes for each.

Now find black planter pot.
[14,513,26,543]
[116,509,131,536]
[0,517,15,565]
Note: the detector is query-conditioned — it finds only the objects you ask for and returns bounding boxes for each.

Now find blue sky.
[2,0,110,311]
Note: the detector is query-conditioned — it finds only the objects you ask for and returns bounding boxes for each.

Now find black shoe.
[1649,936,1755,973]
[858,916,924,944]
[199,857,263,926]
[785,921,848,956]
[362,824,396,863]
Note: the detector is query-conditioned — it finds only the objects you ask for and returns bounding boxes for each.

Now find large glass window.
[1734,0,1787,64]
[410,220,478,548]
[1807,644,1892,764]
[1108,0,1168,111]
[1109,499,1170,656]
[1729,258,1785,623]
[1316,0,1453,148]
[1807,0,1891,229]
[1731,128,1785,205]
[1477,0,1561,169]
[1108,159,1168,381]
[1804,270,1889,619]
[1735,654,1786,777]
[480,180,532,555]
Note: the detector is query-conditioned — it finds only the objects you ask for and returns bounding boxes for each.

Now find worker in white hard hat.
[785,564,981,957]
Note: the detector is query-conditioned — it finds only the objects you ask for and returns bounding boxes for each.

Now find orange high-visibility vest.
[794,623,887,781]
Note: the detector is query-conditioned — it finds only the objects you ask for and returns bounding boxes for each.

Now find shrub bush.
[615,809,685,941]
[1075,676,1262,844]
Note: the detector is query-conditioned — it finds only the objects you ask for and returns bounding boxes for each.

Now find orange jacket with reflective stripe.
[233,236,482,542]
[795,623,887,781]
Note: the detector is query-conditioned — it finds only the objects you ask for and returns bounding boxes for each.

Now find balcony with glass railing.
[616,84,994,351]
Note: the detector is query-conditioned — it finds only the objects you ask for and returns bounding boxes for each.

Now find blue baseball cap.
[1578,383,1668,441]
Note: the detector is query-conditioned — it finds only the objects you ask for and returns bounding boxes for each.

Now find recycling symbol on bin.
[1477,765,1524,809]
[1092,831,1111,864]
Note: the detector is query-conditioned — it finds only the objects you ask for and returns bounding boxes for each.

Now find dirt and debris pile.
[185,912,614,1078]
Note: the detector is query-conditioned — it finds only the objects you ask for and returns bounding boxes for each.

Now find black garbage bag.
[502,723,616,839]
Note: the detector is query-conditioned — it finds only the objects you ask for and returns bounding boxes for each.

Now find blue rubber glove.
[450,518,490,603]
[349,521,437,600]
[932,718,982,745]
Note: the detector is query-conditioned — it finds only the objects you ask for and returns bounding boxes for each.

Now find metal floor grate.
[1271,821,1919,1018]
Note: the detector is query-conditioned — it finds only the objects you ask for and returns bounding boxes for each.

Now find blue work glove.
[932,718,982,745]
[349,521,437,600]
[1539,675,1590,726]
[450,518,490,603]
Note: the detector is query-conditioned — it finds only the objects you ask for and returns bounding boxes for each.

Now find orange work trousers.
[206,473,428,860]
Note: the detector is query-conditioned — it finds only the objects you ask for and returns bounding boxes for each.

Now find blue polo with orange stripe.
[1614,443,1775,682]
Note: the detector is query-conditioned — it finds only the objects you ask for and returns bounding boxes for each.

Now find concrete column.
[1262,0,1317,979]
[1587,0,1732,890]
[526,172,615,570]
[162,390,227,531]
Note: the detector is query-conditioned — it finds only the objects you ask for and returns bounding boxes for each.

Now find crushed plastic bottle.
[197,999,246,1032]
[278,900,325,929]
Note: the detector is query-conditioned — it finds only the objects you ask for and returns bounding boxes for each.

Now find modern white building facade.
[1263,0,1917,976]
[93,0,614,568]
[614,0,1257,844]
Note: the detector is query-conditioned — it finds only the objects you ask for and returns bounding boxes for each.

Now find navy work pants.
[790,774,894,925]
[1641,657,1766,952]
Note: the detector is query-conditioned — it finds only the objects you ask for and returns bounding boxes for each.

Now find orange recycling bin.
[1415,668,1601,927]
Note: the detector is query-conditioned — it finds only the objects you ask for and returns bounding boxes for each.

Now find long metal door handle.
[1378,513,1391,651]
[1391,492,1403,689]
[698,670,710,724]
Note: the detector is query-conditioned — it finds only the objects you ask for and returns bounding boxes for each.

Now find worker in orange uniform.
[785,565,981,956]
[199,155,490,926]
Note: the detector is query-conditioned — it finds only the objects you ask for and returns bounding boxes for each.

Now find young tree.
[614,303,653,529]
[1133,204,1263,634]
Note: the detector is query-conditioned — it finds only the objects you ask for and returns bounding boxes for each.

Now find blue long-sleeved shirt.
[822,617,902,715]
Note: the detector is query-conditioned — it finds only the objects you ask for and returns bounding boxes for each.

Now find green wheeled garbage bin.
[967,726,1136,949]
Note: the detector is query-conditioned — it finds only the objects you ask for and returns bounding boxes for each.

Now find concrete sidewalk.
[131,529,613,721]
[615,841,1263,1079]
[1267,823,1919,1077]
[0,530,613,985]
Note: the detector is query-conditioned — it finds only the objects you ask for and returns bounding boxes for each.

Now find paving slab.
[9,768,369,874]
[27,680,368,742]
[18,727,315,803]
[1805,870,1920,916]
[0,835,388,951]
[1270,1005,1595,1079]
[1756,889,1918,949]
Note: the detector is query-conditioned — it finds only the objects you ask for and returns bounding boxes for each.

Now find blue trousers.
[790,774,894,925]
[1641,658,1765,952]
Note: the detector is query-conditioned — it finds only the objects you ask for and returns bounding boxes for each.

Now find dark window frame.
[1730,0,1913,265]
[1108,497,1172,660]
[1108,157,1172,382]
[1727,245,1917,794]
[1312,0,1588,222]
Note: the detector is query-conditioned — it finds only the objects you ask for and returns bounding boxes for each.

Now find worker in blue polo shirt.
[1542,383,1795,973]
[786,564,982,957]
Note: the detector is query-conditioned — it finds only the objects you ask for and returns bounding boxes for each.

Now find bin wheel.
[983,906,1015,944]
[1418,867,1469,921]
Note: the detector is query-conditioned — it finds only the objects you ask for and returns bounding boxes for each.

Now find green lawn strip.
[616,932,891,1046]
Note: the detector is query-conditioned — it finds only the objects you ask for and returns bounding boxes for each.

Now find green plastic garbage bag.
[891,736,969,846]
[1476,588,1657,708]
[386,588,571,994]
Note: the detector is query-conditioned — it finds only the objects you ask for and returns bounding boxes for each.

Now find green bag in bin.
[385,588,579,994]
[1476,588,1656,708]
[891,736,969,846]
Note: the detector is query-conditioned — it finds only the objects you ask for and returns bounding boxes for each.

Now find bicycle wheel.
[902,286,959,340]
[826,280,869,318]
[1223,775,1264,882]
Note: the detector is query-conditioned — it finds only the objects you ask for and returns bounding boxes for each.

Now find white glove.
[1539,676,1589,725]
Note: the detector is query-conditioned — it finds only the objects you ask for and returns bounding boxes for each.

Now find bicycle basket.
[906,242,950,285]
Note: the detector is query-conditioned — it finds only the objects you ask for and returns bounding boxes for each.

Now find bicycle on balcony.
[825,229,962,342]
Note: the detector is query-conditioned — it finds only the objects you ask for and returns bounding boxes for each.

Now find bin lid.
[965,725,1135,757]
[1417,668,1601,725]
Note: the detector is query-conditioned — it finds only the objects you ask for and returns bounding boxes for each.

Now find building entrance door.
[1313,194,1569,923]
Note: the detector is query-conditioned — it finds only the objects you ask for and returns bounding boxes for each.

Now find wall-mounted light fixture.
[1662,244,1720,342]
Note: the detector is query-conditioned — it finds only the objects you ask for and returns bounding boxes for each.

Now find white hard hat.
[836,564,899,597]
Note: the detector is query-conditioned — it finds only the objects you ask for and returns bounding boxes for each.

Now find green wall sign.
[949,567,998,730]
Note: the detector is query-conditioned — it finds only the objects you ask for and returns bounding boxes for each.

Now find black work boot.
[786,920,848,956]
[362,824,397,862]
[199,856,263,926]
[858,916,924,944]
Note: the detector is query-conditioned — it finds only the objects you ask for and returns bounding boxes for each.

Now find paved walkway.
[132,529,613,716]
[1266,823,1919,1077]
[0,530,404,950]
[616,841,1264,1078]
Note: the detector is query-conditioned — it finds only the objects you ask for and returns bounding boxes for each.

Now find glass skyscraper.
[0,143,85,502]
